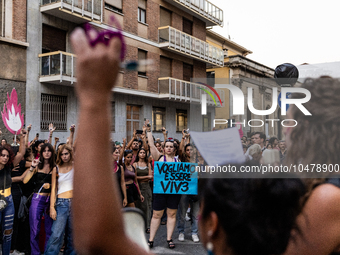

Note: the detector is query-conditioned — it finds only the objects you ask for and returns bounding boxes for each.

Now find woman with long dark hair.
[123,150,144,208]
[133,147,152,233]
[23,143,55,255]
[45,144,76,255]
[31,139,44,160]
[0,130,26,255]
[112,146,127,207]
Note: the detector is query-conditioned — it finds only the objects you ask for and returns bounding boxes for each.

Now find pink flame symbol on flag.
[1,89,24,135]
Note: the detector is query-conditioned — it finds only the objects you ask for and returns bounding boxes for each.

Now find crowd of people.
[0,123,76,255]
[70,27,340,255]
[0,25,339,255]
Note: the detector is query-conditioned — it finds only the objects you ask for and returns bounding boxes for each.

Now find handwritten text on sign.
[153,162,198,195]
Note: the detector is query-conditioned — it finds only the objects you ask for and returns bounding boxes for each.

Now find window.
[160,56,172,77]
[138,8,146,23]
[111,101,115,132]
[152,107,166,132]
[183,18,192,35]
[202,112,211,132]
[126,105,141,141]
[41,94,67,131]
[160,7,171,27]
[105,3,122,13]
[138,0,146,23]
[138,49,147,76]
[206,71,215,87]
[176,110,187,132]
[183,63,193,82]
[105,0,122,13]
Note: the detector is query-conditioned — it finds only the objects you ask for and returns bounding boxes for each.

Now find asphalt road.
[146,221,206,255]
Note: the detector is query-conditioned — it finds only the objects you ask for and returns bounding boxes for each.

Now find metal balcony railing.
[40,0,102,23]
[39,51,76,84]
[163,0,223,26]
[159,26,224,67]
[158,77,225,106]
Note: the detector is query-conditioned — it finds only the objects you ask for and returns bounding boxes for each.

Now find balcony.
[158,77,225,106]
[159,26,224,67]
[40,0,102,24]
[163,0,223,26]
[39,51,76,85]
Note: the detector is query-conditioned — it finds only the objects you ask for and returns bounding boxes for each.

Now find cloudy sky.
[210,0,340,69]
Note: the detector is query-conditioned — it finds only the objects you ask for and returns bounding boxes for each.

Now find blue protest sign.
[278,92,291,111]
[153,162,198,195]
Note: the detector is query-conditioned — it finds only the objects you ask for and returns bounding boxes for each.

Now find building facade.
[0,0,28,141]
[26,0,225,142]
[206,30,282,139]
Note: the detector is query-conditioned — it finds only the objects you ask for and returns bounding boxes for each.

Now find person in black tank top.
[112,146,127,207]
[23,143,55,255]
[0,130,26,255]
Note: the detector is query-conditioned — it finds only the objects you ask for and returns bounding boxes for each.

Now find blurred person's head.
[132,139,139,150]
[56,144,73,166]
[155,141,163,153]
[38,143,55,169]
[249,144,262,162]
[32,140,45,157]
[269,137,278,147]
[284,77,340,166]
[267,144,273,149]
[279,141,286,151]
[0,144,14,166]
[198,168,305,255]
[184,143,193,158]
[164,138,176,156]
[1,139,7,146]
[115,142,122,152]
[138,139,143,148]
[253,132,266,147]
[124,150,133,165]
[242,144,248,154]
[135,148,148,164]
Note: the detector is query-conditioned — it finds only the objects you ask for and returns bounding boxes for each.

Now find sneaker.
[10,251,24,255]
[178,233,185,241]
[192,234,199,243]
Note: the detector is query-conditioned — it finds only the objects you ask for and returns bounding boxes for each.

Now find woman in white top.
[45,144,75,255]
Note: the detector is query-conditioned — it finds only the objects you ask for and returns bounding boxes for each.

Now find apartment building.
[26,0,225,142]
[206,30,282,139]
[0,0,28,140]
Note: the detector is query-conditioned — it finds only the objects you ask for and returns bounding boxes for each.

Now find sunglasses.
[166,138,174,142]
[125,150,133,153]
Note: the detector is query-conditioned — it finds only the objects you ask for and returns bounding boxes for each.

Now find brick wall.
[0,79,26,142]
[123,0,138,35]
[172,59,183,80]
[147,51,159,92]
[12,0,27,42]
[171,12,182,30]
[124,45,138,89]
[193,60,206,78]
[146,0,159,42]
[192,17,205,41]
